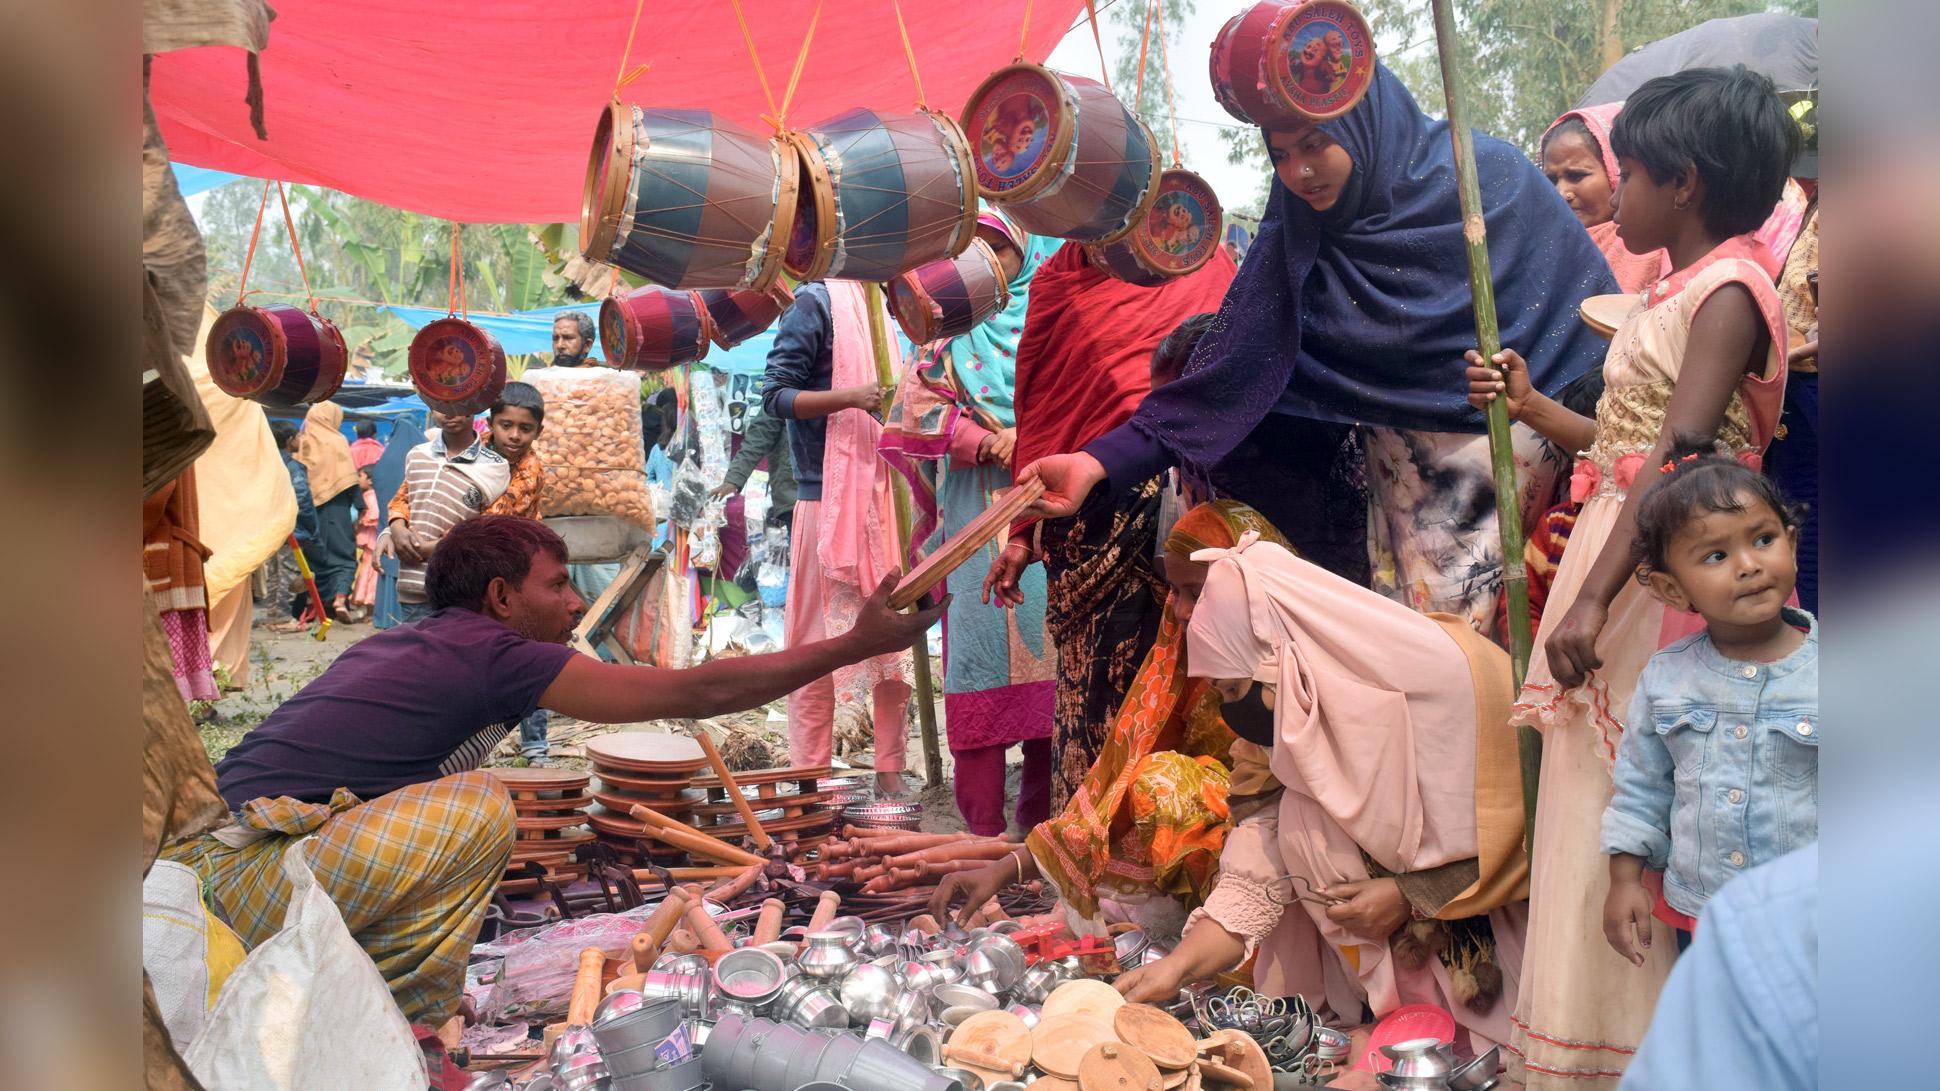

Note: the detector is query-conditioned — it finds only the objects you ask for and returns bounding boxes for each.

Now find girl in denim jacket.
[1601,444,1816,965]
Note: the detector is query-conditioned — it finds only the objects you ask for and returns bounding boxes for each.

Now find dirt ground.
[197,602,1033,836]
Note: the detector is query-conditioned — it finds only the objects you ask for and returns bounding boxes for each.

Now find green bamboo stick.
[863,282,944,788]
[1428,0,1540,848]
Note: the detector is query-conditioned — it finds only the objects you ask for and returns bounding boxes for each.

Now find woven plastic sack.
[183,841,426,1089]
[525,365,655,533]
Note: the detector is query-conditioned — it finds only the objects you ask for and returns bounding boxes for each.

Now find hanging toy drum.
[781,108,979,282]
[960,64,1161,245]
[1087,169,1225,287]
[408,317,508,416]
[580,103,800,292]
[600,286,715,370]
[205,304,348,407]
[1210,0,1375,128]
[888,238,1010,345]
[700,282,796,350]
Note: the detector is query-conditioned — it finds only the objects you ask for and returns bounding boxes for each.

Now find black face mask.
[1220,681,1276,746]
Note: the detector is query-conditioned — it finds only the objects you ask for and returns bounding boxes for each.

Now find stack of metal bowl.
[844,797,923,832]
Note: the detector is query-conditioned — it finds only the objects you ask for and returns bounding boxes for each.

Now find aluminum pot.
[930,983,998,1014]
[594,989,649,1026]
[798,932,863,979]
[1446,1045,1502,1091]
[840,962,900,1023]
[1382,1037,1453,1079]
[549,1025,600,1074]
[712,947,787,1011]
[591,997,685,1056]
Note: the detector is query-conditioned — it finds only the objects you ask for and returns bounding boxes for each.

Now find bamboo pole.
[863,282,944,787]
[1429,0,1540,847]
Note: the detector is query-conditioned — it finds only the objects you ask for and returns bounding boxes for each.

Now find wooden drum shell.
[699,282,796,350]
[888,238,1009,345]
[1086,169,1224,287]
[580,102,799,292]
[408,317,508,416]
[600,286,715,371]
[1210,0,1375,127]
[205,304,348,407]
[782,108,978,283]
[962,64,1161,246]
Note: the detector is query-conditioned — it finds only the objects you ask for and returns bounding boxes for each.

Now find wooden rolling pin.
[753,898,787,945]
[665,927,701,955]
[693,731,773,850]
[567,946,606,1026]
[943,1046,1027,1078]
[682,884,733,951]
[806,890,843,934]
[627,803,766,867]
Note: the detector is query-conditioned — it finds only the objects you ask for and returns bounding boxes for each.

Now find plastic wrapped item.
[668,455,711,528]
[525,365,656,533]
[758,559,789,610]
[689,372,731,480]
[470,904,663,1024]
[689,498,727,569]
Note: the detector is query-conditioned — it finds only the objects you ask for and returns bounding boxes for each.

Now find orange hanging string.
[447,224,470,320]
[613,0,652,94]
[1155,3,1183,166]
[1083,0,1113,92]
[889,0,928,109]
[274,182,320,313]
[776,0,824,125]
[1015,0,1036,61]
[1135,0,1156,103]
[234,179,274,306]
[726,0,783,130]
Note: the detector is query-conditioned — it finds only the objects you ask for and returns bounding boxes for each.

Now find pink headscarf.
[1542,103,1667,295]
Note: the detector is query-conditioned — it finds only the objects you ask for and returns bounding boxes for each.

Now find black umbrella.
[1573,12,1817,108]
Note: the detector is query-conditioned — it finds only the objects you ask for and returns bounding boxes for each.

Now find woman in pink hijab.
[1116,533,1532,1059]
[1541,104,1668,295]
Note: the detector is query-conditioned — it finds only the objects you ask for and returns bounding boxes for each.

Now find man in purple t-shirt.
[163,516,942,1025]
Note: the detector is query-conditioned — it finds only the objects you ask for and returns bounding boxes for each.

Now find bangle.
[1008,850,1024,885]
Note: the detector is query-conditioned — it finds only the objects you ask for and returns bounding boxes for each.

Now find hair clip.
[1658,452,1703,475]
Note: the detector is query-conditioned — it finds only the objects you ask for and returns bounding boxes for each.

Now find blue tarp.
[384,303,778,374]
[173,163,247,196]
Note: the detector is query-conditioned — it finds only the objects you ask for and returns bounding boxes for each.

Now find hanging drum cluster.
[206,304,348,407]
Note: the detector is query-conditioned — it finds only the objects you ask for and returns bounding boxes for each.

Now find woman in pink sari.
[1117,533,1531,1059]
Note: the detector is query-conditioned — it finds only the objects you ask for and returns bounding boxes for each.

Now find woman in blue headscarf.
[881,210,1063,836]
[1018,64,1617,634]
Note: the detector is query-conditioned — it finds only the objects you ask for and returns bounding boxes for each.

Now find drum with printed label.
[581,103,800,292]
[960,64,1161,245]
[408,317,508,415]
[1210,0,1375,127]
[205,304,347,406]
[1087,169,1224,287]
[888,238,1009,344]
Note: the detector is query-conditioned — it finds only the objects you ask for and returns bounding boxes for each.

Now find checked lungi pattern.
[161,771,514,1023]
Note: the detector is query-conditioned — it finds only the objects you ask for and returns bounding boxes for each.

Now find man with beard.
[550,310,599,367]
[165,516,945,1026]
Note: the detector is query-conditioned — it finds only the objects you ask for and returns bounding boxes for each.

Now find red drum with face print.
[600,286,715,371]
[1210,1,1375,127]
[1087,169,1224,287]
[408,317,507,415]
[206,304,348,406]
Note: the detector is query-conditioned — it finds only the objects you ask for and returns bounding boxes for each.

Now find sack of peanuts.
[523,365,656,533]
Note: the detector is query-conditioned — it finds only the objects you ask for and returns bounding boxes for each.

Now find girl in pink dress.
[1464,67,1798,1089]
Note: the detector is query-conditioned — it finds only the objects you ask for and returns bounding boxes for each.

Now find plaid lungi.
[161,770,513,1023]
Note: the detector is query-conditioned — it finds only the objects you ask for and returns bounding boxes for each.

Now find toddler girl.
[1601,445,1816,964]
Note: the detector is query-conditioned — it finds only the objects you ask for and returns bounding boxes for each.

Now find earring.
[1673,197,1689,210]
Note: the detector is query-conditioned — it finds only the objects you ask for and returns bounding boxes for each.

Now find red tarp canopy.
[149,0,1088,223]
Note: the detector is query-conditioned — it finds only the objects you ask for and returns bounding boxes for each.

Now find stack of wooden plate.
[585,732,708,864]
[688,764,836,853]
[488,766,593,893]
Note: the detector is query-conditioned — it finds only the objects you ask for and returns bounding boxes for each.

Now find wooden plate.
[1212,1030,1272,1091]
[689,765,830,790]
[592,769,701,794]
[515,812,592,833]
[1042,978,1127,1021]
[1161,1065,1190,1089]
[890,479,1044,609]
[1032,1079,1080,1091]
[488,767,592,792]
[948,1010,1033,1074]
[1032,1013,1120,1079]
[510,791,592,813]
[1579,292,1640,338]
[1114,1004,1196,1070]
[1078,1042,1162,1091]
[590,790,696,817]
[585,732,707,772]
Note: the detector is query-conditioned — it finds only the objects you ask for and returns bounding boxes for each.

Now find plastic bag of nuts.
[523,365,656,534]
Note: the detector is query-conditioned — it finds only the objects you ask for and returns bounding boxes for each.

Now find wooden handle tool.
[567,946,606,1026]
[807,890,843,934]
[627,803,766,867]
[753,898,787,945]
[694,731,773,849]
[682,884,732,951]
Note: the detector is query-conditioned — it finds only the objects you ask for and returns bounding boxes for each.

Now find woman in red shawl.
[983,243,1235,809]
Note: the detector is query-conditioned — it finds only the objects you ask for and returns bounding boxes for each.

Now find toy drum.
[888,238,1009,344]
[960,64,1161,245]
[581,103,800,292]
[1086,169,1224,287]
[601,286,715,371]
[408,317,508,416]
[205,303,348,407]
[1210,0,1375,127]
[781,108,979,283]
[700,282,795,350]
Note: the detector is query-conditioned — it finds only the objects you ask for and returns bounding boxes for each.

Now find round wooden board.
[1078,1042,1162,1091]
[509,791,592,813]
[488,766,591,792]
[1031,1013,1120,1079]
[1161,1065,1190,1089]
[514,812,591,833]
[1042,978,1127,1021]
[689,764,830,790]
[592,769,701,794]
[1114,1004,1196,1070]
[1033,1078,1080,1091]
[584,732,705,772]
[590,790,696,817]
[1579,292,1639,338]
[1212,1029,1272,1091]
[948,1010,1033,1073]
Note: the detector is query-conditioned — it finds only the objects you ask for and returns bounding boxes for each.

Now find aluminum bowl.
[1382,1037,1454,1079]
[968,934,1026,991]
[1003,1003,1040,1028]
[1012,961,1069,1005]
[885,986,932,1031]
[798,932,863,979]
[891,1021,943,1066]
[790,986,852,1028]
[1446,1045,1502,1091]
[1375,1074,1450,1091]
[549,1025,600,1074]
[934,1067,985,1091]
[960,949,1005,993]
[840,962,901,1023]
[931,982,999,1014]
[1112,928,1149,966]
[861,923,900,957]
[557,1051,610,1091]
[712,947,787,1010]
[594,988,648,1025]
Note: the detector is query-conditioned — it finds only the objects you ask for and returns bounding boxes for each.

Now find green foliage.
[194,178,576,379]
[1210,0,1816,221]
[1108,0,1197,168]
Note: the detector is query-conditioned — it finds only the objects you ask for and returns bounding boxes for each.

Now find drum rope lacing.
[724,0,823,134]
[234,180,324,316]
